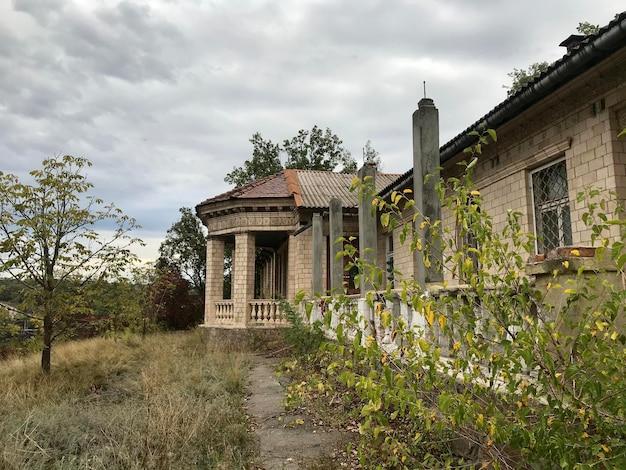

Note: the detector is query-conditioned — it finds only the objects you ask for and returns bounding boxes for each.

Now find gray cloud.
[1,0,623,261]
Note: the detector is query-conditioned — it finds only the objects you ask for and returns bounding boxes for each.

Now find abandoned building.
[196,12,626,329]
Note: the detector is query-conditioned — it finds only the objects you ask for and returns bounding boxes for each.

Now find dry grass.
[0,331,256,469]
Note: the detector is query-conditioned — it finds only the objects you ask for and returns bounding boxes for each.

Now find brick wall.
[381,48,626,285]
[204,237,225,324]
[291,226,328,296]
[232,232,255,324]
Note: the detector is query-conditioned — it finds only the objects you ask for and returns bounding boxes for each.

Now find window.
[455,195,480,279]
[386,235,394,287]
[530,159,572,254]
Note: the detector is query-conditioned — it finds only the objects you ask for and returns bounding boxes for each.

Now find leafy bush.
[292,130,626,468]
[148,269,204,330]
[280,297,325,357]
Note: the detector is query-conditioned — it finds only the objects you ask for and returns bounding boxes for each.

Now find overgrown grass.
[0,331,256,469]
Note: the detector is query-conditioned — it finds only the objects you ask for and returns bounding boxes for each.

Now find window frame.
[528,156,572,255]
[386,234,394,287]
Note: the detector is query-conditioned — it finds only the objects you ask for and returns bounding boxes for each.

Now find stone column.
[312,212,324,296]
[286,234,297,301]
[329,198,344,294]
[233,232,255,326]
[204,237,225,325]
[412,97,443,285]
[358,163,378,293]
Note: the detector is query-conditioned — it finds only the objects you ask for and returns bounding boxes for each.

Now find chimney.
[559,34,586,53]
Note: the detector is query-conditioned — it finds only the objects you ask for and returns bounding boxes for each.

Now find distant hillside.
[0,278,24,306]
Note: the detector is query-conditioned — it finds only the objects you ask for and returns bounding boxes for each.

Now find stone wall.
[205,210,296,235]
[291,226,328,296]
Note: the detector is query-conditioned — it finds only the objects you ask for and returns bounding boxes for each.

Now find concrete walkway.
[246,355,347,469]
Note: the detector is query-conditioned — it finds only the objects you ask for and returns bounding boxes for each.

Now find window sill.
[526,246,617,275]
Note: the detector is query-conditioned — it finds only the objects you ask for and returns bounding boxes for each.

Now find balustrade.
[214,300,234,323]
[248,300,288,325]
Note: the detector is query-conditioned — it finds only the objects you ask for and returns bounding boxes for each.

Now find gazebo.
[195,168,399,328]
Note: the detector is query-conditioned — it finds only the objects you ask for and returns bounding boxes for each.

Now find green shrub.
[295,130,626,468]
[280,298,325,357]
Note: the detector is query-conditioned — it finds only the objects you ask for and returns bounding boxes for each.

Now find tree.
[225,133,282,187]
[505,61,551,96]
[157,207,207,297]
[148,268,203,330]
[283,125,356,172]
[363,140,382,168]
[577,21,599,35]
[504,20,600,96]
[84,270,151,336]
[225,126,357,187]
[0,156,141,373]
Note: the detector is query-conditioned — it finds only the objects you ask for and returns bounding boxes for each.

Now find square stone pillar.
[233,232,255,326]
[358,163,378,293]
[312,213,324,296]
[204,237,225,325]
[412,97,443,285]
[329,198,344,294]
[287,234,297,301]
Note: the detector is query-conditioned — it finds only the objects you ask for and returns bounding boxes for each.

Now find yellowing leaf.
[470,190,480,196]
[438,315,446,329]
[476,413,484,427]
[610,331,619,341]
[570,249,580,256]
[562,260,570,269]
[418,338,430,352]
[424,303,435,327]
[381,310,392,329]
[452,341,461,352]
[381,212,390,228]
[563,288,576,295]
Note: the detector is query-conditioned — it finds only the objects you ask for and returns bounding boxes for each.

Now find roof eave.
[379,12,626,199]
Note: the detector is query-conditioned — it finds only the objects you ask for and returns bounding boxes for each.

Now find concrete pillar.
[204,237,225,325]
[312,212,324,296]
[329,198,344,294]
[358,163,378,293]
[233,232,255,325]
[287,234,297,301]
[412,97,443,285]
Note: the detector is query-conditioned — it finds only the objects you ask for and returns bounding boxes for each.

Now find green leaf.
[380,212,390,228]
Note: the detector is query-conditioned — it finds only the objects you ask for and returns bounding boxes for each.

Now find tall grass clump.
[0,331,255,469]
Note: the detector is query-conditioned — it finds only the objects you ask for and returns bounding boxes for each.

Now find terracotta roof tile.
[197,169,401,210]
[197,171,291,206]
[294,170,400,208]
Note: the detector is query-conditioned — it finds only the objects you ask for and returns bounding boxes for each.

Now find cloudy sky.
[1,0,623,261]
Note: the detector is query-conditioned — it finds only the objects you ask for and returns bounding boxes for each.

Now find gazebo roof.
[197,169,400,211]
